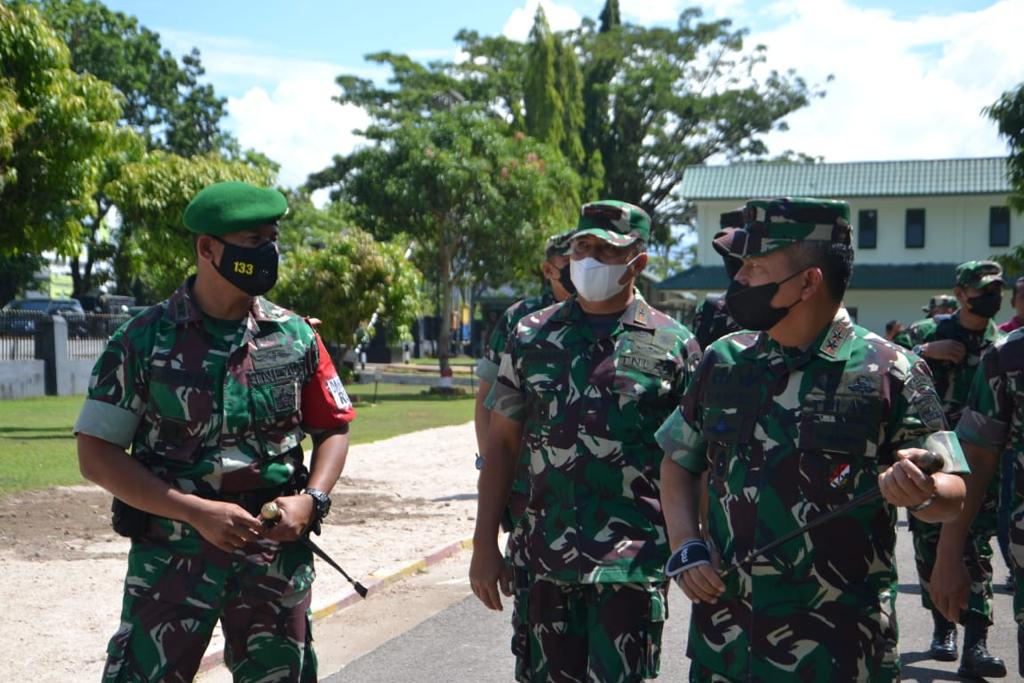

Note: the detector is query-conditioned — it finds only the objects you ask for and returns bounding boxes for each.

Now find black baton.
[261,502,369,598]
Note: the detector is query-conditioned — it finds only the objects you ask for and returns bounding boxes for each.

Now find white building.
[656,157,1016,334]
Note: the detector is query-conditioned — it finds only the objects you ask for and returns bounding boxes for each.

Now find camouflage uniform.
[656,196,968,682]
[692,294,741,351]
[477,287,558,529]
[894,309,1003,624]
[75,277,354,682]
[487,200,702,682]
[957,328,1024,654]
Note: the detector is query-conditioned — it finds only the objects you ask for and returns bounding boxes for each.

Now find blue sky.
[105,0,1023,189]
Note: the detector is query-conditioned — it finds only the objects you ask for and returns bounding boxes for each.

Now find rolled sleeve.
[73,335,145,447]
[486,351,527,421]
[475,356,499,382]
[956,408,1008,455]
[655,407,707,474]
[74,399,142,448]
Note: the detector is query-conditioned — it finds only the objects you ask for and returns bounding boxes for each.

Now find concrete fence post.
[35,315,69,396]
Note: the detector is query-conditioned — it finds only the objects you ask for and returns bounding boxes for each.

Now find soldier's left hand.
[878,448,937,508]
[261,494,316,542]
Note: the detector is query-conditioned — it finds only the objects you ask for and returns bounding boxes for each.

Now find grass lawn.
[0,383,472,496]
[405,357,477,367]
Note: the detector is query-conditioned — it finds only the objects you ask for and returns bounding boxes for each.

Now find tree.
[0,1,128,256]
[986,83,1024,212]
[308,108,578,373]
[986,82,1024,275]
[274,214,423,348]
[576,3,823,248]
[31,0,234,155]
[104,151,277,300]
[31,0,238,297]
[0,253,45,307]
[524,7,564,151]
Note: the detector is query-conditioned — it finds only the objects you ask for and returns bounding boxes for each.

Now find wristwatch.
[303,488,332,523]
[911,343,926,357]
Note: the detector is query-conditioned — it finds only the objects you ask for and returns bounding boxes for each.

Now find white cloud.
[502,0,583,41]
[750,0,1024,161]
[228,80,371,190]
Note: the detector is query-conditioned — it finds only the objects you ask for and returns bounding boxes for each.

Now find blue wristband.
[665,539,711,577]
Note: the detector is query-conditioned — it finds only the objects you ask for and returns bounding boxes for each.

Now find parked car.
[1,298,87,335]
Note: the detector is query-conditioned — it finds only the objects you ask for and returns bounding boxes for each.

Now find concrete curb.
[197,537,474,674]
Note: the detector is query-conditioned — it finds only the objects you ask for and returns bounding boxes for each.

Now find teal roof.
[680,158,1010,200]
[658,263,978,291]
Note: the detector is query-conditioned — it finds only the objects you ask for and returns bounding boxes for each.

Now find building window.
[858,210,877,249]
[905,209,925,248]
[990,206,1010,247]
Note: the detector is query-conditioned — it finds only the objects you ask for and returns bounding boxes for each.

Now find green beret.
[183,181,288,236]
[713,197,851,260]
[574,200,650,247]
[955,260,1005,289]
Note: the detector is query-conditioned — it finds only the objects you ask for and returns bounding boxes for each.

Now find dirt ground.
[0,422,480,683]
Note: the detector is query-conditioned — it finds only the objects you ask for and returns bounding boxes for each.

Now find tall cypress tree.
[524,6,564,150]
[599,0,621,33]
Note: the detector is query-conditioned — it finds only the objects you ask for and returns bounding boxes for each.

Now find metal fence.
[66,313,130,359]
[0,311,131,361]
[0,311,44,361]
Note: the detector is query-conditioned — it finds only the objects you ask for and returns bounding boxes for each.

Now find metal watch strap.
[303,487,331,522]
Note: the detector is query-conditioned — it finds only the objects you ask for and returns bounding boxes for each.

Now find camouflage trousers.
[102,517,316,683]
[910,480,999,624]
[511,573,668,683]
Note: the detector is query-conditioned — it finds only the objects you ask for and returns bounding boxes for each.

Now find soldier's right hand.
[188,499,262,554]
[922,339,966,363]
[675,551,725,605]
[469,542,512,611]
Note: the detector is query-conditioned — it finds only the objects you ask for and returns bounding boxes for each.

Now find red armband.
[301,331,356,430]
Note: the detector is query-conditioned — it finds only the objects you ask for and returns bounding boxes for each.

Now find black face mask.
[213,237,279,296]
[725,269,804,331]
[967,291,1002,319]
[558,263,577,295]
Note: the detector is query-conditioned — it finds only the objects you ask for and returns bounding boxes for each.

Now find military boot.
[927,610,957,662]
[957,616,1006,678]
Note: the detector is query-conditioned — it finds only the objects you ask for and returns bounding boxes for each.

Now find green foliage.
[0,1,128,255]
[0,252,45,306]
[32,0,234,156]
[274,203,423,347]
[524,7,564,150]
[986,82,1024,275]
[310,106,578,369]
[576,5,822,246]
[986,82,1024,213]
[105,151,277,299]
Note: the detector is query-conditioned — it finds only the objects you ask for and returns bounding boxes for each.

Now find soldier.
[470,200,702,682]
[75,181,355,682]
[474,227,576,487]
[999,276,1024,334]
[892,260,1007,675]
[924,293,959,318]
[691,294,741,351]
[657,197,968,682]
[931,328,1024,679]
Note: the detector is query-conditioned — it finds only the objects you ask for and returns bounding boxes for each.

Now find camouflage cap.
[922,294,958,313]
[183,181,288,236]
[574,200,650,247]
[955,260,1005,289]
[545,227,576,258]
[712,197,851,261]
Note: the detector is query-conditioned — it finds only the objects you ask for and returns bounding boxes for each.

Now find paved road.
[324,518,1019,682]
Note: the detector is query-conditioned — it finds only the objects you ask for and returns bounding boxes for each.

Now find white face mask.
[570,254,639,302]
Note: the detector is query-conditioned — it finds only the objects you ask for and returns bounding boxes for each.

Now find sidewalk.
[0,421,481,683]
